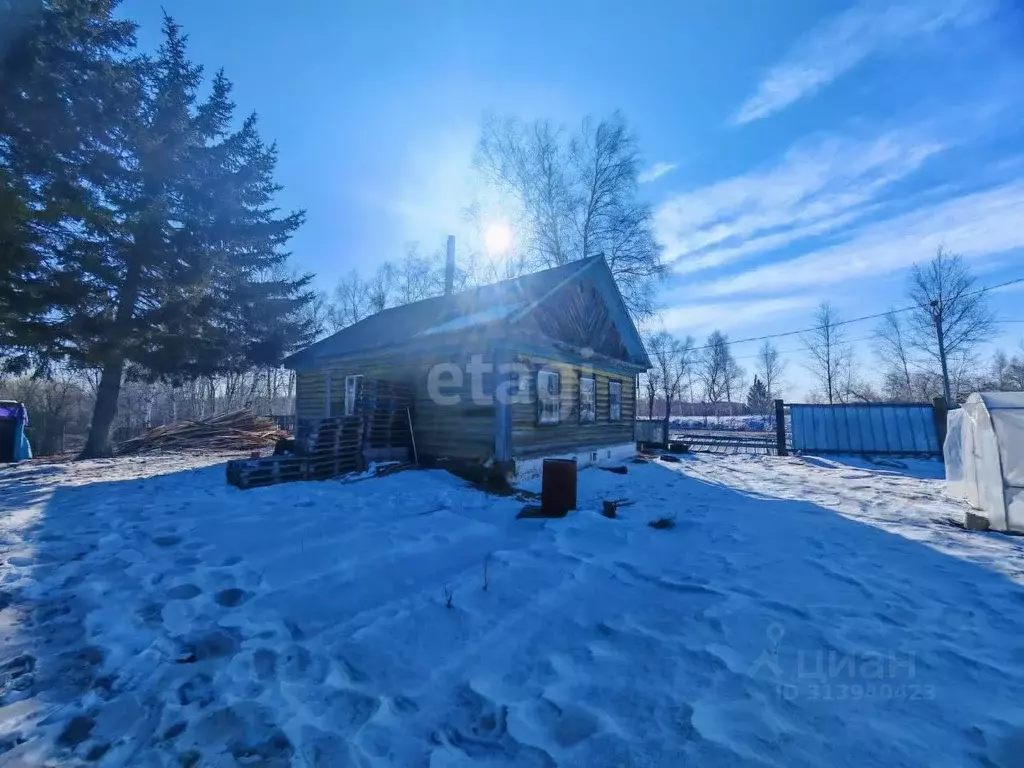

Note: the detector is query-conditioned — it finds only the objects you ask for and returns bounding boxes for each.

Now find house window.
[609,381,622,421]
[344,375,362,416]
[537,370,560,425]
[579,376,596,423]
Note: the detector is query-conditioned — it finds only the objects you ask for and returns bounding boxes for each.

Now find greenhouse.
[946,392,1024,533]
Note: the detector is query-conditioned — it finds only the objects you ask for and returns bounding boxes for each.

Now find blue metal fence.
[789,403,940,455]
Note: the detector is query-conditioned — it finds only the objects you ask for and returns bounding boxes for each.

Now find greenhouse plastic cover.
[955,392,1024,532]
[944,408,964,499]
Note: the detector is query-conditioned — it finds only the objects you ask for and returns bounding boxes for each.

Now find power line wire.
[680,275,1024,354]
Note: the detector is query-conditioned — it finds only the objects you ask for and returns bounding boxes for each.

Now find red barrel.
[541,458,577,515]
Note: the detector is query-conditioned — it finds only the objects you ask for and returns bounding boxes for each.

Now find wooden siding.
[413,368,495,460]
[295,371,328,423]
[306,352,495,462]
[510,355,636,458]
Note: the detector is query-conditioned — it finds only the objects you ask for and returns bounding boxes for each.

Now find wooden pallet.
[227,416,365,489]
[225,455,307,489]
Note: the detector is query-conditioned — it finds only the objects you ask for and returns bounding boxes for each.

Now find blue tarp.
[1,402,33,462]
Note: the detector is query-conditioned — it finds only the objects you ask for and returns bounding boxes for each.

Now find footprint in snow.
[389,695,419,716]
[178,672,216,708]
[281,645,328,684]
[166,584,202,600]
[303,687,380,733]
[252,648,277,681]
[214,588,248,608]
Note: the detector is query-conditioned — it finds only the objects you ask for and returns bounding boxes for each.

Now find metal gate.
[789,403,940,455]
[675,429,779,455]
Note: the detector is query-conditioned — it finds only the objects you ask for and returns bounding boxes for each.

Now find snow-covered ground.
[670,415,772,433]
[2,451,1024,766]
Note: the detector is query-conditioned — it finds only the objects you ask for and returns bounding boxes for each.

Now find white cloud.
[660,295,818,337]
[638,161,678,184]
[695,181,1024,298]
[676,206,881,275]
[657,128,946,273]
[733,0,992,125]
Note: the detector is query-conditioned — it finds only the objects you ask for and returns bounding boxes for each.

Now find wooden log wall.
[510,354,635,458]
[300,352,496,462]
[295,371,328,424]
[294,345,638,464]
[413,368,495,460]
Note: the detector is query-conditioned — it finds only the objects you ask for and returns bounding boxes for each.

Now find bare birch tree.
[755,340,786,412]
[302,291,333,343]
[724,357,745,415]
[873,310,915,401]
[905,248,995,404]
[330,270,371,331]
[1003,345,1024,391]
[366,262,396,313]
[477,116,573,267]
[475,112,665,319]
[392,247,444,305]
[646,331,694,428]
[803,302,850,405]
[640,369,660,420]
[698,331,731,412]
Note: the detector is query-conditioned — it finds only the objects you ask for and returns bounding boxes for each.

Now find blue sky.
[122,0,1024,396]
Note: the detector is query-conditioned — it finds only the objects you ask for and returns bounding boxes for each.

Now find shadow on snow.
[0,456,1022,766]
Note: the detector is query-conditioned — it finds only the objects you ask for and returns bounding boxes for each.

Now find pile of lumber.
[116,410,287,455]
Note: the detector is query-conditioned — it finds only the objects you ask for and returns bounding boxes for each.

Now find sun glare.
[484,221,512,256]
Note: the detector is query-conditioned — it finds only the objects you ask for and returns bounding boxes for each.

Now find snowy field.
[2,451,1024,766]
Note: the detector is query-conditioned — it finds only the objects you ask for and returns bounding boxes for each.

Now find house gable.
[526,278,630,361]
[512,257,650,369]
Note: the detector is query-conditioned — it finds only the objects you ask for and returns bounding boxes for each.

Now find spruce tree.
[2,5,311,456]
[0,0,138,370]
[75,16,311,456]
[746,376,770,415]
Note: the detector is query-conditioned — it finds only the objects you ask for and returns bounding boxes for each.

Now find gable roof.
[284,256,650,368]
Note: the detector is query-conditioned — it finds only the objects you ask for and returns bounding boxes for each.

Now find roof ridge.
[284,256,606,365]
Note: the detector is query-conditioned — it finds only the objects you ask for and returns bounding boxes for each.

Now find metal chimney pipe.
[444,235,455,296]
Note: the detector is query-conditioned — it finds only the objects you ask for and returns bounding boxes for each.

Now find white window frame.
[537,370,561,425]
[344,374,363,416]
[579,376,596,423]
[609,380,622,421]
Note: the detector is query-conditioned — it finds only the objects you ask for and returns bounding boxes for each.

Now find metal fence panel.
[635,419,667,445]
[789,403,939,455]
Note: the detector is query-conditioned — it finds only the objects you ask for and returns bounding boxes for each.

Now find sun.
[484,221,512,256]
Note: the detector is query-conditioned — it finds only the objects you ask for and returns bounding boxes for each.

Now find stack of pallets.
[304,416,363,479]
[225,416,364,490]
[360,380,413,452]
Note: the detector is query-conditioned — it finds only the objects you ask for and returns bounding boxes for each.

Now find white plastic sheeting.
[944,408,964,499]
[950,392,1024,532]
